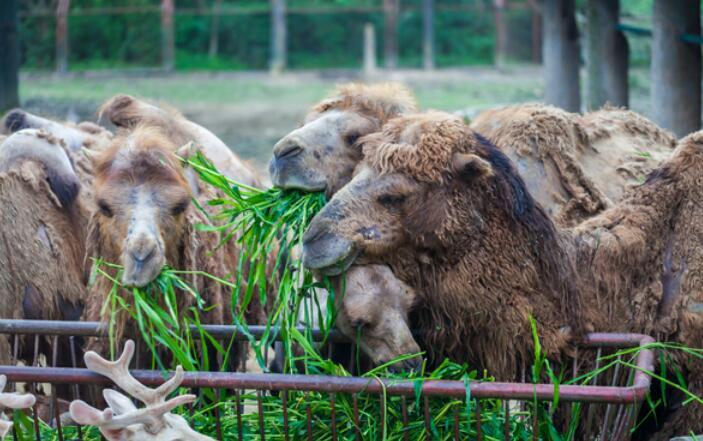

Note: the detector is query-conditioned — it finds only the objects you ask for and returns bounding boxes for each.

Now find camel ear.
[452,152,493,182]
[175,141,202,160]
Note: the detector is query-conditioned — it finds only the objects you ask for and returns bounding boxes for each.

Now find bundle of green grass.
[16,152,702,440]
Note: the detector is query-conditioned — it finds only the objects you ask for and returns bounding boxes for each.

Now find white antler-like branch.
[0,375,36,440]
[74,340,198,436]
[83,340,183,406]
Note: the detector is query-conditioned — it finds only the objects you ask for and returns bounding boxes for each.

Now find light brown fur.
[99,95,262,187]
[471,103,676,225]
[0,129,95,366]
[303,112,703,436]
[270,83,417,196]
[83,126,266,369]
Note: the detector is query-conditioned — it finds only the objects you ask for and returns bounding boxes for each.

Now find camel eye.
[345,132,361,147]
[97,200,113,218]
[377,194,406,207]
[171,200,190,216]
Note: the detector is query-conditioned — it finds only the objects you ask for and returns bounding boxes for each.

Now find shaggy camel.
[0,128,101,366]
[83,125,266,369]
[270,82,417,196]
[470,104,675,225]
[271,85,674,367]
[302,112,703,437]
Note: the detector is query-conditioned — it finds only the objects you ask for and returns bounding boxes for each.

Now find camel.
[0,128,100,367]
[98,95,262,187]
[82,124,266,368]
[270,85,675,370]
[269,82,417,196]
[329,265,421,372]
[470,103,675,225]
[301,111,703,437]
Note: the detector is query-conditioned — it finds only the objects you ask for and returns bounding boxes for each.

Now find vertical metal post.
[363,23,377,76]
[270,0,287,74]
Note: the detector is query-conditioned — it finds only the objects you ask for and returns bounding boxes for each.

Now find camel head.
[302,111,552,276]
[269,83,416,196]
[90,126,193,287]
[333,265,421,372]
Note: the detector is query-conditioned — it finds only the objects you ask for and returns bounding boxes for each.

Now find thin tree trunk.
[270,0,287,73]
[541,0,580,112]
[494,0,507,68]
[363,23,377,76]
[161,0,175,72]
[422,0,434,70]
[531,3,542,63]
[651,0,701,137]
[586,0,628,109]
[208,0,222,59]
[0,0,20,113]
[55,0,70,74]
[383,0,399,69]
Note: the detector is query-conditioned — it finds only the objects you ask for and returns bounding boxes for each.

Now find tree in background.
[384,0,399,69]
[270,0,286,73]
[586,0,628,109]
[541,0,580,112]
[0,0,20,112]
[651,0,701,137]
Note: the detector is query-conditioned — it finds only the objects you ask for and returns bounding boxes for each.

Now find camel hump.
[0,129,81,207]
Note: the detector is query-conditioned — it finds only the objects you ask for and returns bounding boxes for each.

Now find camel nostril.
[276,144,303,160]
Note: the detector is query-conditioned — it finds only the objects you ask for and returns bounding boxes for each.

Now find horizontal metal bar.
[0,320,348,342]
[0,334,655,404]
[0,366,646,404]
[0,320,653,348]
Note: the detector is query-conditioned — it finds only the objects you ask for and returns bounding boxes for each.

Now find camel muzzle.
[302,222,358,275]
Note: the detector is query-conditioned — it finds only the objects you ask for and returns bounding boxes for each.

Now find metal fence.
[0,320,654,440]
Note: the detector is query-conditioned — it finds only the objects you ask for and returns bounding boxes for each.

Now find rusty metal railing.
[0,320,655,440]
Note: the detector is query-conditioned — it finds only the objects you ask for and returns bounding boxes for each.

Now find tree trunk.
[383,0,399,69]
[494,0,507,68]
[208,0,222,59]
[270,0,287,74]
[422,0,434,70]
[531,4,542,63]
[161,0,175,72]
[651,0,701,137]
[363,23,377,76]
[55,0,70,74]
[586,0,628,109]
[541,0,581,112]
[0,0,20,113]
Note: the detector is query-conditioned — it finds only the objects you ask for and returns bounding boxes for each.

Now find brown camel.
[271,85,675,369]
[269,82,417,196]
[83,125,269,371]
[0,127,103,366]
[301,111,703,437]
[99,95,262,187]
[470,103,675,225]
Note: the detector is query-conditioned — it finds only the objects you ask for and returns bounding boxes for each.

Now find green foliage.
[17,0,515,71]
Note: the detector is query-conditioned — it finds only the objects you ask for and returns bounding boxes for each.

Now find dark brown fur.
[304,113,703,436]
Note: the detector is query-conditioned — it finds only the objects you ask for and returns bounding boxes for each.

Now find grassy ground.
[19,65,651,170]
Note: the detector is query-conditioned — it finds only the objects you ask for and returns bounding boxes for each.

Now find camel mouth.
[121,253,165,288]
[302,232,358,276]
[268,156,327,192]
